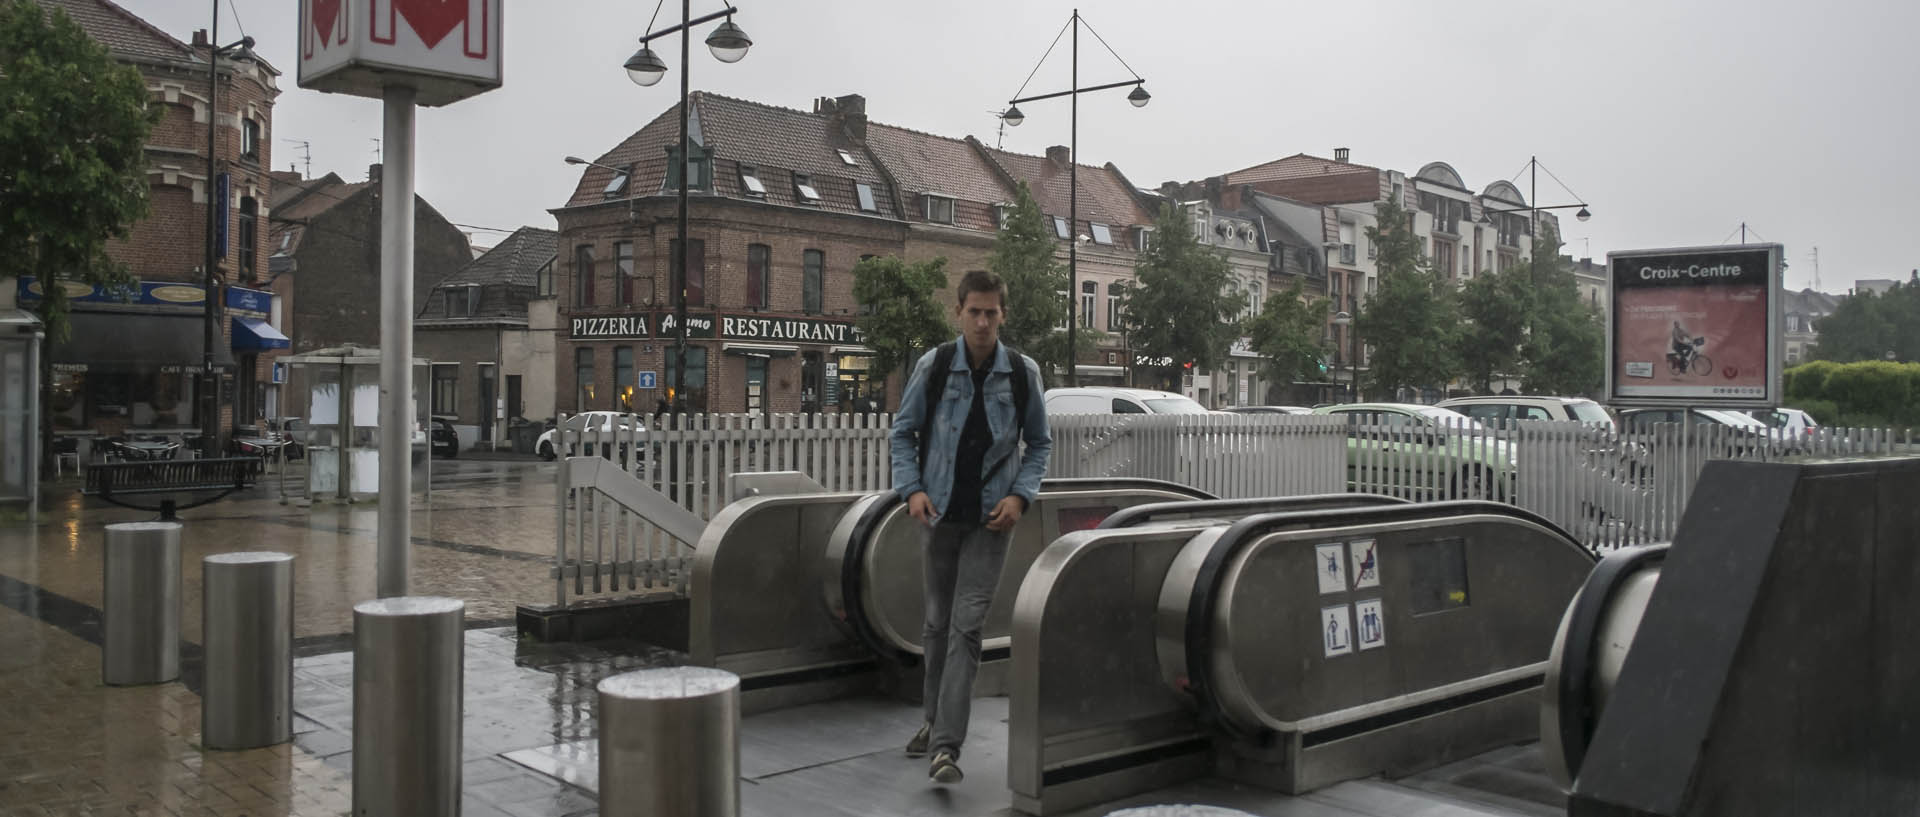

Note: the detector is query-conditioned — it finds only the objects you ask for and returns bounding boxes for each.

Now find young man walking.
[889,269,1051,785]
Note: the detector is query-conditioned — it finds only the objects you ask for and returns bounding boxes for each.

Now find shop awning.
[48,312,234,371]
[232,318,290,351]
[722,342,798,357]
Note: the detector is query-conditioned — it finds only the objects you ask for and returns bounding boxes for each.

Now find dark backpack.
[915,340,1031,466]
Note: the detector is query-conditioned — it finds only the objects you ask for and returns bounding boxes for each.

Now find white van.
[1044,387,1209,415]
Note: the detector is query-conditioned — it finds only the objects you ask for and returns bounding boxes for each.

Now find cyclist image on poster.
[1610,246,1778,402]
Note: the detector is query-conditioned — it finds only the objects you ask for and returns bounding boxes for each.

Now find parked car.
[1617,407,1772,435]
[1310,402,1515,499]
[1748,407,1820,437]
[430,416,460,458]
[1220,405,1313,415]
[538,411,645,461]
[1436,395,1617,431]
[1044,387,1209,415]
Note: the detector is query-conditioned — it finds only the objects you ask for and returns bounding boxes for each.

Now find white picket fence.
[551,410,1914,606]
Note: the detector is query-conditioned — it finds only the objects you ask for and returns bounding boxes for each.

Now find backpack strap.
[916,341,959,465]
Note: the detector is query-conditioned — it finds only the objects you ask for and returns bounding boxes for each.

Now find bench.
[82,457,264,520]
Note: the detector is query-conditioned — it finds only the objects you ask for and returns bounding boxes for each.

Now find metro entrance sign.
[296,1,503,609]
[298,0,503,106]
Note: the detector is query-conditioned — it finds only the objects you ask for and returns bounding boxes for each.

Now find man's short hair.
[955,269,1008,310]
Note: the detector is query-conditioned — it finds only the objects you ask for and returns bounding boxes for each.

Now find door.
[745,358,768,418]
[478,365,496,442]
[506,375,522,422]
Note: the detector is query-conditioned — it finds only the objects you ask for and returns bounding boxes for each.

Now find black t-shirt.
[944,361,994,525]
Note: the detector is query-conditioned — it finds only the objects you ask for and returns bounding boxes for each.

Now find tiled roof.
[979,146,1155,228]
[863,123,1013,207]
[562,93,903,220]
[444,227,557,289]
[38,0,199,64]
[268,173,373,257]
[1225,153,1380,185]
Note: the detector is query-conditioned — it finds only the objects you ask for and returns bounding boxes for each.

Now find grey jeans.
[921,520,1011,759]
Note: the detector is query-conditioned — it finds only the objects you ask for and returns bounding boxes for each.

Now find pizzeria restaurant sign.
[570,312,865,344]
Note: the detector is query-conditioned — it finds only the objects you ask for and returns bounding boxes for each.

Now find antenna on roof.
[989,109,1010,149]
[282,138,311,177]
[370,137,381,164]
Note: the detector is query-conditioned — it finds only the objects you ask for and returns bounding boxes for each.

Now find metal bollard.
[352,596,464,817]
[202,552,295,750]
[598,667,741,817]
[102,521,181,685]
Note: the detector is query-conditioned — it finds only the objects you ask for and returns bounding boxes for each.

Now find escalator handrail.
[1098,493,1408,530]
[1551,543,1669,783]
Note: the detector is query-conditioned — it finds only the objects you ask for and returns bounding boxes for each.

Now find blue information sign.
[637,371,657,389]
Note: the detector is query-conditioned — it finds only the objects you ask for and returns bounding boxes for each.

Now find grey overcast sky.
[117,0,1920,293]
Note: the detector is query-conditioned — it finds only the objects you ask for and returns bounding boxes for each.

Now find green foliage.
[1517,222,1605,396]
[0,0,160,340]
[987,182,1092,385]
[1245,280,1329,387]
[1355,198,1459,396]
[1810,278,1920,363]
[1782,360,1920,429]
[1453,261,1532,393]
[851,255,951,379]
[1124,202,1241,373]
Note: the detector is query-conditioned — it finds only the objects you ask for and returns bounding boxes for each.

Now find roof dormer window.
[925,194,955,225]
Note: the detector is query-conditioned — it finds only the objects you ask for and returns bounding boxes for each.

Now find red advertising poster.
[1608,246,1779,404]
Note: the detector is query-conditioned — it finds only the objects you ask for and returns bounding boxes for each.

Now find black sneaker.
[929,750,963,784]
[905,723,931,757]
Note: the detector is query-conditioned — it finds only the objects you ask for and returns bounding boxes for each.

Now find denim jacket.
[889,338,1052,519]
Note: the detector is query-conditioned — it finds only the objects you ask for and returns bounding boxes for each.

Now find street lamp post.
[200,2,253,457]
[1332,310,1355,402]
[1003,9,1149,387]
[1481,156,1591,283]
[621,2,750,415]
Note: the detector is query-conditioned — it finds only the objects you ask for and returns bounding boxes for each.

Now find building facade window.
[1135,227,1152,252]
[1434,238,1456,280]
[1080,280,1096,328]
[574,244,595,307]
[614,240,635,304]
[241,118,261,161]
[236,196,257,279]
[747,244,771,309]
[803,249,824,314]
[444,285,477,318]
[672,346,709,412]
[1107,282,1125,331]
[614,346,635,412]
[432,364,458,417]
[536,258,554,298]
[670,238,705,307]
[575,347,595,410]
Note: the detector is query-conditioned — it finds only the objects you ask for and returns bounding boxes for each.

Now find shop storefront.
[228,285,289,432]
[568,310,869,415]
[18,279,238,442]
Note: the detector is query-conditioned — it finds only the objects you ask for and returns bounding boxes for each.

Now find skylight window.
[856,183,878,213]
[603,167,630,198]
[794,173,822,205]
[837,149,858,166]
[1090,223,1113,245]
[739,165,766,198]
[1054,217,1070,239]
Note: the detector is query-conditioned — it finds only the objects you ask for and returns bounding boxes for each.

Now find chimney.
[368,163,382,184]
[192,29,209,48]
[1334,147,1351,163]
[1046,145,1071,169]
[815,94,868,143]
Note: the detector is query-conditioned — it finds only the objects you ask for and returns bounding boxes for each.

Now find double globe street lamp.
[1002,9,1149,387]
[617,2,751,413]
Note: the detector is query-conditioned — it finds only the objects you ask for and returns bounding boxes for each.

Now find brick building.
[414,227,558,449]
[23,0,281,447]
[267,166,472,359]
[553,92,1161,416]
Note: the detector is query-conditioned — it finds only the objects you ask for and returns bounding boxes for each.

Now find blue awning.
[232,318,289,351]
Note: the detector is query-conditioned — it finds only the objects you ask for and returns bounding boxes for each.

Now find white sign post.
[298,0,503,601]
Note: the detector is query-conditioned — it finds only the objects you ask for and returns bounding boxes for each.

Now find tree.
[1811,277,1920,363]
[987,182,1093,385]
[1355,198,1460,398]
[0,0,161,476]
[851,254,951,384]
[1453,261,1532,393]
[1517,222,1604,395]
[1245,279,1329,392]
[1125,202,1241,374]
